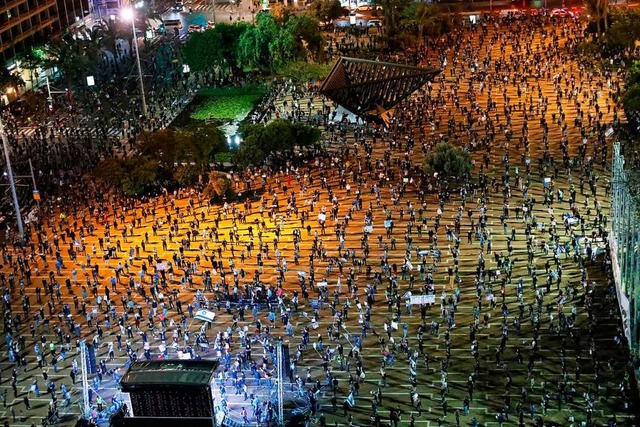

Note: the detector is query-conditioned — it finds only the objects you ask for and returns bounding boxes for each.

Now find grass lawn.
[191,85,267,122]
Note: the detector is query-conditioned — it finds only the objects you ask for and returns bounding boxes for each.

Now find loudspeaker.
[85,344,98,374]
[282,344,291,378]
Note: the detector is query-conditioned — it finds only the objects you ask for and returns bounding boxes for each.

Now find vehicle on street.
[163,19,183,30]
[173,2,184,12]
[188,24,204,33]
[550,8,569,17]
[499,9,524,18]
[366,19,382,27]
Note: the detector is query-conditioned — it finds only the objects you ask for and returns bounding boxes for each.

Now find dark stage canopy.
[319,57,441,121]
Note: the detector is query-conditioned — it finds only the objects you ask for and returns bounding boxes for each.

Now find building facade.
[57,0,91,29]
[0,0,60,64]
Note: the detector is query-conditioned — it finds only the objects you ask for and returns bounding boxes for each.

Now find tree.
[374,0,412,36]
[236,119,320,165]
[122,158,161,196]
[422,142,472,188]
[183,23,249,73]
[137,129,178,164]
[237,13,323,71]
[583,0,610,35]
[604,9,640,50]
[401,2,449,46]
[175,122,227,171]
[204,171,232,200]
[16,47,47,86]
[271,3,292,22]
[183,30,224,73]
[623,84,640,115]
[0,67,24,92]
[237,15,277,71]
[268,25,298,69]
[287,14,325,61]
[628,61,640,87]
[93,158,127,186]
[310,0,345,22]
[45,34,97,89]
[216,23,250,73]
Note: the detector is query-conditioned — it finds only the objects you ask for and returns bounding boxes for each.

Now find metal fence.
[610,141,640,354]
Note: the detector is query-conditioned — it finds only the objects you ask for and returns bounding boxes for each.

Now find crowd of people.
[0,10,638,427]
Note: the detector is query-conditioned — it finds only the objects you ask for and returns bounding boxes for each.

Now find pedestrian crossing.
[17,126,123,139]
[189,2,238,12]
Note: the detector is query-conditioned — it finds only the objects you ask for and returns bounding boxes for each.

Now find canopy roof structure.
[319,57,441,122]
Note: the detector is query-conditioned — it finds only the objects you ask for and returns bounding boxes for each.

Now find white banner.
[410,295,435,305]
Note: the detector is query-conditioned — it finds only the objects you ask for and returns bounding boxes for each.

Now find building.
[0,0,60,64]
[57,0,91,29]
[91,0,123,21]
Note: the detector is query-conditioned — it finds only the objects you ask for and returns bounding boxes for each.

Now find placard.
[410,295,435,305]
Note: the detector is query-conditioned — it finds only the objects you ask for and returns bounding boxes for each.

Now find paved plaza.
[0,14,638,427]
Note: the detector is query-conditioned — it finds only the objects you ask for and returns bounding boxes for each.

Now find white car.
[367,19,382,27]
[550,8,569,17]
[499,9,524,18]
[188,24,204,33]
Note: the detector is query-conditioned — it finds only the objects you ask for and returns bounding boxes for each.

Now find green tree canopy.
[237,15,276,71]
[204,171,232,200]
[422,142,472,187]
[122,158,161,196]
[45,33,97,89]
[236,119,321,165]
[175,122,227,170]
[604,9,640,51]
[237,13,323,72]
[0,67,24,91]
[374,0,412,36]
[287,14,325,61]
[310,0,345,22]
[623,84,640,115]
[93,157,162,196]
[137,129,178,164]
[628,61,640,87]
[583,0,610,35]
[183,23,249,73]
[401,3,450,46]
[135,124,227,184]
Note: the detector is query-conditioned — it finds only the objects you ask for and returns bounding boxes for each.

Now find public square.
[0,5,639,427]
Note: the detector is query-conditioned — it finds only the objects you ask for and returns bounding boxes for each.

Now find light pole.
[122,8,148,116]
[0,116,25,243]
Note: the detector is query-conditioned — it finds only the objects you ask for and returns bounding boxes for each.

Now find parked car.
[499,9,524,18]
[188,24,204,33]
[366,19,382,27]
[163,19,183,30]
[550,8,569,17]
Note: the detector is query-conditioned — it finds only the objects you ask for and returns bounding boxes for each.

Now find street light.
[122,8,148,116]
[0,116,25,243]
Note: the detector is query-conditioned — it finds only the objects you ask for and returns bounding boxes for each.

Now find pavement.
[0,14,637,427]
